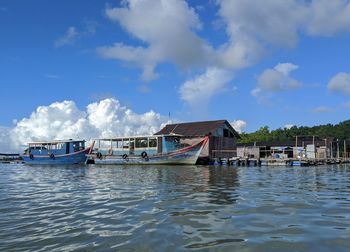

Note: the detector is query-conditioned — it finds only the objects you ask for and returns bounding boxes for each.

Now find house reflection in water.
[202,166,240,205]
[149,166,241,206]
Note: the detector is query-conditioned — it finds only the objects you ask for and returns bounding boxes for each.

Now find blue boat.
[21,139,94,165]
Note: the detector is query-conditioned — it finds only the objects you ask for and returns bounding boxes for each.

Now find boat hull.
[22,147,92,165]
[90,137,208,165]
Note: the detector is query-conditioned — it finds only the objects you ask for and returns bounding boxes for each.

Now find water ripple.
[0,164,350,251]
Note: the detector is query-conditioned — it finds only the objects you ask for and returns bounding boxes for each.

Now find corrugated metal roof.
[237,139,329,147]
[154,120,240,137]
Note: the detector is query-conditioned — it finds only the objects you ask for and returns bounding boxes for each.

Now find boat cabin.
[94,134,183,156]
[25,140,86,156]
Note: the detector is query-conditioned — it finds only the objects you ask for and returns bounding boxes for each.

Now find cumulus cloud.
[252,63,301,99]
[54,26,79,47]
[328,72,350,96]
[230,120,247,133]
[98,0,350,81]
[1,98,170,152]
[274,63,299,76]
[96,0,350,108]
[305,0,350,36]
[179,67,233,106]
[217,0,350,68]
[97,0,214,81]
[217,0,304,68]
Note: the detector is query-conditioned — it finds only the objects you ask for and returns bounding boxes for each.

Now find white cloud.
[328,72,350,96]
[274,63,299,76]
[98,0,350,82]
[2,98,170,152]
[98,0,214,81]
[312,106,333,113]
[54,26,79,48]
[230,120,247,133]
[45,74,60,79]
[0,126,15,153]
[305,0,350,36]
[217,0,304,68]
[252,63,301,99]
[217,0,350,68]
[96,0,350,107]
[86,99,166,137]
[179,67,233,106]
[343,101,350,108]
[284,124,295,129]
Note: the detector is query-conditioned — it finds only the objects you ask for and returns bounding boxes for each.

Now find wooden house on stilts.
[155,120,240,164]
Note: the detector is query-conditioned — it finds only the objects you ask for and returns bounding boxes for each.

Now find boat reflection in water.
[88,135,208,165]
[21,139,94,165]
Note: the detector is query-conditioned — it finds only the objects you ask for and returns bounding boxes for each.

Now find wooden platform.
[213,157,350,166]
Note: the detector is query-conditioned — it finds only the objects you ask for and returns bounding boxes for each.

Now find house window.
[223,129,229,137]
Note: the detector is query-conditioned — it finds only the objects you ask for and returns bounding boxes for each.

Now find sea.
[0,164,350,251]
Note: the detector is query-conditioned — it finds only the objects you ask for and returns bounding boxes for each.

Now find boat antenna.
[170,124,179,135]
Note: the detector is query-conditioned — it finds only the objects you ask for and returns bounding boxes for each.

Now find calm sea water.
[0,164,350,251]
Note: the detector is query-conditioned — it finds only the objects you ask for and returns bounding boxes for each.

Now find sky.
[1,0,350,151]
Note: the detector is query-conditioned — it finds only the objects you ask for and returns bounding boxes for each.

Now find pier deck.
[214,157,350,166]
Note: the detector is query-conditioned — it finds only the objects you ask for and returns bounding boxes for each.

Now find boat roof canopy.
[94,134,183,141]
[28,139,85,145]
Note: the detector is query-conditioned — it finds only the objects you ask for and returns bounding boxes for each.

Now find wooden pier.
[214,157,350,166]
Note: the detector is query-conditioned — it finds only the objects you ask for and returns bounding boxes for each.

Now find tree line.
[238,120,350,144]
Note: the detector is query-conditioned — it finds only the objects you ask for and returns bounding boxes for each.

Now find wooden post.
[344,140,347,159]
[330,141,333,158]
[337,140,340,159]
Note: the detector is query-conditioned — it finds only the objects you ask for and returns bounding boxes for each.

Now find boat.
[88,135,208,165]
[21,139,94,165]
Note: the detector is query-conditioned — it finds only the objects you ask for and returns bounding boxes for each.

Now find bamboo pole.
[344,140,347,159]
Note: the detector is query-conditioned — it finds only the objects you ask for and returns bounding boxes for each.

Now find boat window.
[165,136,180,143]
[57,143,65,150]
[149,138,157,148]
[116,140,123,148]
[99,140,111,149]
[29,146,42,150]
[130,139,135,148]
[136,138,148,148]
[123,140,130,149]
[78,141,85,149]
[73,142,81,152]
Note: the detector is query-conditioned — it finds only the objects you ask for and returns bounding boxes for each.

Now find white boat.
[88,134,208,165]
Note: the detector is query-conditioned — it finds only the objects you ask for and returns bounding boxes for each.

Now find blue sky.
[1,0,350,137]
